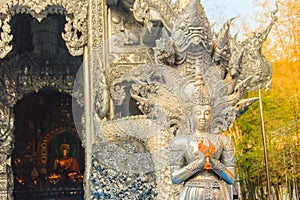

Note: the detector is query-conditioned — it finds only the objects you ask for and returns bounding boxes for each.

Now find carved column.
[0,103,14,200]
[85,0,109,197]
[0,162,13,200]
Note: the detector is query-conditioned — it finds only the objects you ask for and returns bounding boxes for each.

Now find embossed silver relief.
[110,84,126,106]
[93,140,154,173]
[108,9,163,54]
[91,158,156,200]
[0,15,82,97]
[16,63,34,93]
[103,53,145,118]
[0,54,82,101]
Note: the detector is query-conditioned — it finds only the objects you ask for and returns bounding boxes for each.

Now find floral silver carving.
[0,102,14,199]
[0,103,14,164]
[110,84,126,106]
[132,0,179,31]
[0,15,13,59]
[90,159,156,199]
[0,52,82,104]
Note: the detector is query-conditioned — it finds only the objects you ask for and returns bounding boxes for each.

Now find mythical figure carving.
[110,84,126,106]
[17,63,33,93]
[128,0,276,199]
[169,72,236,200]
[234,8,278,91]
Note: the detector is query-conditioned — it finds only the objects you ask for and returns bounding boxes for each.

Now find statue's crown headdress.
[177,66,238,133]
[191,71,212,106]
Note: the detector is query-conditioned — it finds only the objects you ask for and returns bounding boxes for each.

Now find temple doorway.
[12,90,84,200]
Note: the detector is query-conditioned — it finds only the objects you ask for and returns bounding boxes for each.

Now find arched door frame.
[0,82,83,199]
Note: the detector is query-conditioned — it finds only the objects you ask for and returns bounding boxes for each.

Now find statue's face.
[61,148,69,156]
[192,105,212,132]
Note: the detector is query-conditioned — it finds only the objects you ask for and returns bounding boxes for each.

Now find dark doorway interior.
[12,90,84,200]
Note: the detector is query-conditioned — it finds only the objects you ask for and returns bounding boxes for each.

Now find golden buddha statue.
[50,143,82,183]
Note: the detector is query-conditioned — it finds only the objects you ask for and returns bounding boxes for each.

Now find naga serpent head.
[172,0,213,54]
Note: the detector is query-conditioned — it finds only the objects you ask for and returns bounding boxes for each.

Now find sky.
[202,0,262,19]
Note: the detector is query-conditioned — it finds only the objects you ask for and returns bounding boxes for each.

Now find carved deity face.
[61,147,69,156]
[171,0,213,54]
[191,105,212,132]
[60,144,70,157]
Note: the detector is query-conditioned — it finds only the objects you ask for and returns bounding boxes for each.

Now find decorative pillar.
[0,103,14,200]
